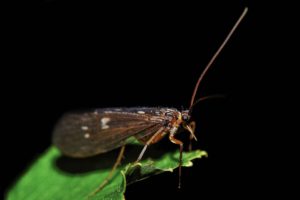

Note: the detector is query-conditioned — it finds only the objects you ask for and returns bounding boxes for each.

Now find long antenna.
[189,7,248,109]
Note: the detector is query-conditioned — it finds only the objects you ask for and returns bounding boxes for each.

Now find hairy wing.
[52,108,167,157]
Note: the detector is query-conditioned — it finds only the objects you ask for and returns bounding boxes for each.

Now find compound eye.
[182,115,189,121]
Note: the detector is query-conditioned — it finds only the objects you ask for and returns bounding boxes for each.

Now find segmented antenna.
[189,7,248,109]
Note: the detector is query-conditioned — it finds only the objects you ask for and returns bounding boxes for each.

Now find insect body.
[52,7,248,196]
[53,107,193,158]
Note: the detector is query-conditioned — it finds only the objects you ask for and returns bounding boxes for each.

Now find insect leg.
[183,121,197,151]
[135,127,166,163]
[169,133,183,189]
[88,145,126,198]
[188,121,196,151]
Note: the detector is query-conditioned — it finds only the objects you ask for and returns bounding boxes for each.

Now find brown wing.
[52,108,166,158]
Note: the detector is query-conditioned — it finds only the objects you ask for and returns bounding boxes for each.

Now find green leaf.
[6,143,207,200]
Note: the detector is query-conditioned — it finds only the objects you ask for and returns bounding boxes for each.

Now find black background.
[2,0,262,199]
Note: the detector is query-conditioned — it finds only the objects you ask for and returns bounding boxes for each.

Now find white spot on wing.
[101,117,111,129]
[150,116,164,122]
[137,111,145,114]
[81,126,89,130]
[104,111,113,114]
[84,133,90,138]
